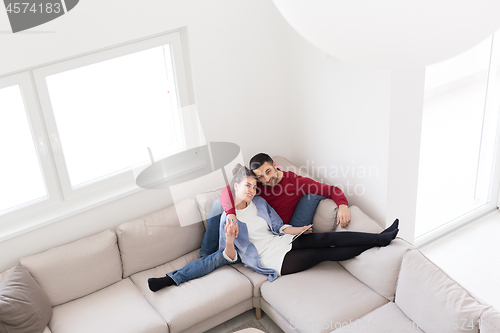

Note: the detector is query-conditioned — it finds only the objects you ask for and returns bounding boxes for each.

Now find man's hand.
[224,219,238,242]
[337,204,351,228]
[226,214,238,237]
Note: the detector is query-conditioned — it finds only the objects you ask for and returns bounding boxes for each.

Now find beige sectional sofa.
[1,157,499,333]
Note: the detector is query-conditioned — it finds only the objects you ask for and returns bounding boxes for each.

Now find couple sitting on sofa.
[148,154,399,291]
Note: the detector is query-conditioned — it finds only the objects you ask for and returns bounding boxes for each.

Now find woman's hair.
[249,153,274,171]
[230,163,256,196]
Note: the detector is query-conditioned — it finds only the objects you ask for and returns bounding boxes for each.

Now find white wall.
[386,68,426,242]
[0,0,294,271]
[284,30,427,242]
[284,32,392,225]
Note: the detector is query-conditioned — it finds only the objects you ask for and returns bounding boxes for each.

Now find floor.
[206,310,283,333]
[420,209,500,309]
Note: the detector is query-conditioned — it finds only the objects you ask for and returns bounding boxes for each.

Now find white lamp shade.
[272,0,500,68]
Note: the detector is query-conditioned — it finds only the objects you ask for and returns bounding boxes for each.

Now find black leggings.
[280,230,391,276]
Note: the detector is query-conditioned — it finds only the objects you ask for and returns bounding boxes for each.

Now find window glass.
[416,36,500,237]
[45,45,184,188]
[0,85,47,213]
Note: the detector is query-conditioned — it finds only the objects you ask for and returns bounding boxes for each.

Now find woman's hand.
[224,219,238,261]
[283,225,313,235]
[225,219,238,242]
[300,224,313,235]
[226,214,238,237]
[337,205,351,228]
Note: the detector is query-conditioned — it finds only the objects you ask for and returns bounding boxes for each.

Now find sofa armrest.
[313,202,386,234]
[336,205,384,233]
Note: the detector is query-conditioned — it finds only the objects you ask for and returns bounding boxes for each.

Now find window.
[0,84,47,212]
[0,31,200,236]
[0,73,60,218]
[416,33,500,240]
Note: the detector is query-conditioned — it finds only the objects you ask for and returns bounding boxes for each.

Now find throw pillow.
[0,263,52,333]
[289,194,326,227]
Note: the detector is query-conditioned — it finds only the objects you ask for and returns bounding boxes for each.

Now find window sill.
[414,203,497,248]
[0,150,208,242]
[0,180,144,242]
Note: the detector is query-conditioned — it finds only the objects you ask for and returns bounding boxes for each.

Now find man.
[148,153,350,291]
[222,153,351,230]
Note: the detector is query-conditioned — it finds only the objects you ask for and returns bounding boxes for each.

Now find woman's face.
[234,176,258,204]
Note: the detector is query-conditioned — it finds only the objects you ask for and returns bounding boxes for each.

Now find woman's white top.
[236,201,294,275]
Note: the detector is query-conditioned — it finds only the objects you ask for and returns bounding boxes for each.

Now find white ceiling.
[272,0,500,68]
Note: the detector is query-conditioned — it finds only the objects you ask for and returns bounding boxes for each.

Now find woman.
[220,164,399,281]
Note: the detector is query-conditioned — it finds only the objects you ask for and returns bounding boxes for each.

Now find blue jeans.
[199,198,224,257]
[167,250,238,285]
[167,199,240,285]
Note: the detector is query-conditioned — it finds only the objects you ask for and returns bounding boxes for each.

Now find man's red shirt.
[221,170,348,224]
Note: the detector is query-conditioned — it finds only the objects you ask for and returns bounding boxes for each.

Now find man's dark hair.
[249,153,274,171]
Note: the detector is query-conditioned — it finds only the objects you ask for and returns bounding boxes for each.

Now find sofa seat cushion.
[260,261,388,333]
[230,263,269,298]
[20,229,122,307]
[49,278,167,333]
[396,250,488,333]
[333,302,425,332]
[130,252,253,333]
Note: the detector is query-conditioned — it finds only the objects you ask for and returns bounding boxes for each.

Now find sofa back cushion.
[116,198,205,278]
[273,156,314,179]
[195,188,222,228]
[0,266,14,284]
[396,250,488,333]
[20,229,122,307]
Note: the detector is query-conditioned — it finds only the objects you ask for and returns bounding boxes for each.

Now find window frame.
[415,32,500,247]
[0,30,201,241]
[0,72,61,220]
[32,31,193,201]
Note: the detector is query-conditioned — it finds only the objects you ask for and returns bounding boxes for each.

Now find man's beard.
[263,168,279,186]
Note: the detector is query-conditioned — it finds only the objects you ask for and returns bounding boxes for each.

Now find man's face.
[253,162,279,186]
